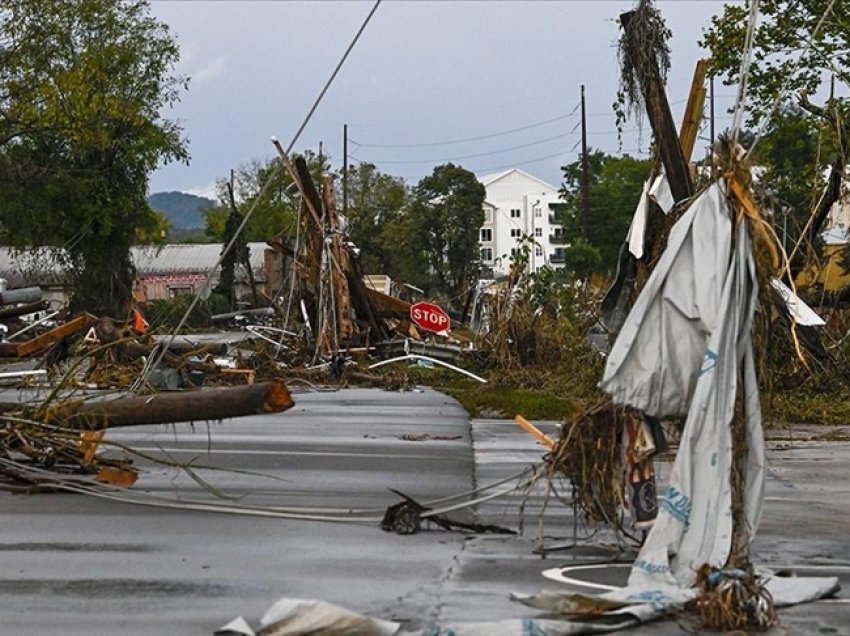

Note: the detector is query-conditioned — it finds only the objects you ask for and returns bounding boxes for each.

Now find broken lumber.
[0,313,97,358]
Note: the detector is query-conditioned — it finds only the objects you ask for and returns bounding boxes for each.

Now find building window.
[510,208,521,218]
[534,227,543,238]
[510,228,521,238]
[535,246,543,257]
[480,228,493,242]
[483,209,493,223]
[510,248,518,257]
[168,285,194,298]
[480,247,493,262]
[534,207,543,218]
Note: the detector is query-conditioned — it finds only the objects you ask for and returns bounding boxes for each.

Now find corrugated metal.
[0,243,270,286]
[131,243,267,276]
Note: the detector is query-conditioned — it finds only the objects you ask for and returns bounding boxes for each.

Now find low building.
[0,243,275,305]
[477,168,566,277]
[132,243,270,301]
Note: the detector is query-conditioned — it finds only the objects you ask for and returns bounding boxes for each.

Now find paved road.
[0,387,847,634]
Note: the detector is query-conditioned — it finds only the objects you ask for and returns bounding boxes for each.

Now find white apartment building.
[477,168,566,277]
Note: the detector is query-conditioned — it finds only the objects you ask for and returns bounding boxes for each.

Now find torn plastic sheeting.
[601,179,766,589]
[600,180,733,418]
[215,596,661,636]
[215,597,399,636]
[625,179,651,259]
[540,566,840,608]
[771,278,825,327]
[648,173,674,214]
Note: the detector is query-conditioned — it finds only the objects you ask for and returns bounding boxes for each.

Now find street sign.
[410,301,450,333]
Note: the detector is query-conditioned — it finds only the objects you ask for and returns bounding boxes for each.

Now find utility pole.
[318,141,324,172]
[343,124,349,217]
[580,85,591,243]
[710,74,716,179]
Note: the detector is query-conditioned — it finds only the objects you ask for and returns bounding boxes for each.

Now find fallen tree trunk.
[0,381,294,430]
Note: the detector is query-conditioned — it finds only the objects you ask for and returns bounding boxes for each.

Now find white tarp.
[648,173,675,214]
[771,278,826,327]
[600,181,734,418]
[601,177,767,591]
[626,180,651,259]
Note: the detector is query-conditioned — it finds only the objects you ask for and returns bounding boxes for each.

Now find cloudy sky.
[148,0,742,198]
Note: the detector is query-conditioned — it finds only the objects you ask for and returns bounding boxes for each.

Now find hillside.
[147,191,215,230]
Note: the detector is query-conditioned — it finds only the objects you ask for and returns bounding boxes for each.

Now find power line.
[352,126,648,166]
[351,130,578,164]
[351,104,581,149]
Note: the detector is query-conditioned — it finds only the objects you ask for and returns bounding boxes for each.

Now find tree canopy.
[338,162,408,276]
[701,0,850,127]
[205,152,328,243]
[559,150,651,275]
[0,0,188,316]
[405,163,485,298]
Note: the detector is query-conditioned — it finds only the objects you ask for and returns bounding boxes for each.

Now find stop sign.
[410,301,450,333]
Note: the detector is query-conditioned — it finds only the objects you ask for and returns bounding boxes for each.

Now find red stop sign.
[410,301,450,333]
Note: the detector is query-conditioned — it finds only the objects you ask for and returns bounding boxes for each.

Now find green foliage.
[559,150,650,274]
[751,105,830,251]
[141,296,212,330]
[614,0,672,143]
[339,162,408,275]
[701,0,850,128]
[0,0,188,315]
[564,238,602,280]
[205,151,328,243]
[406,163,486,297]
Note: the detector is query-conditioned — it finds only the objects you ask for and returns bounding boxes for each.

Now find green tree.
[702,2,850,269]
[406,163,485,298]
[206,151,328,243]
[0,0,188,316]
[339,162,408,275]
[751,105,828,251]
[701,0,850,127]
[559,150,651,274]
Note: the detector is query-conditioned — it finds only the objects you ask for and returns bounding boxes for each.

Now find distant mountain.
[147,191,215,230]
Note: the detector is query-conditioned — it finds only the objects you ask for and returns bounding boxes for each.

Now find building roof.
[478,167,558,192]
[0,242,270,286]
[132,243,267,275]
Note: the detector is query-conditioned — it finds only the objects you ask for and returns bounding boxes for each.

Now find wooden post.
[678,59,710,163]
[620,10,693,205]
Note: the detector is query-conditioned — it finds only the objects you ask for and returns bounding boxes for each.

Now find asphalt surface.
[0,387,848,634]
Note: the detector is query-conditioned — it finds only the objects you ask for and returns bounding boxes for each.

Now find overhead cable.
[135,0,383,389]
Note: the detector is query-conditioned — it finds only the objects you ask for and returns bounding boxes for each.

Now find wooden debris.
[35,381,294,430]
[0,312,97,358]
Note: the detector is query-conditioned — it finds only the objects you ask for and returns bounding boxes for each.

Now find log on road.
[2,381,294,430]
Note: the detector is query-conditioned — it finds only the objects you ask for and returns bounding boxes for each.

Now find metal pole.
[580,85,591,243]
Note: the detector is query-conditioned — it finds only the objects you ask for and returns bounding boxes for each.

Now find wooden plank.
[0,313,98,358]
[365,287,412,319]
[679,58,710,162]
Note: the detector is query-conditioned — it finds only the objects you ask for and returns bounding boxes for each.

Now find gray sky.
[148,0,741,198]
